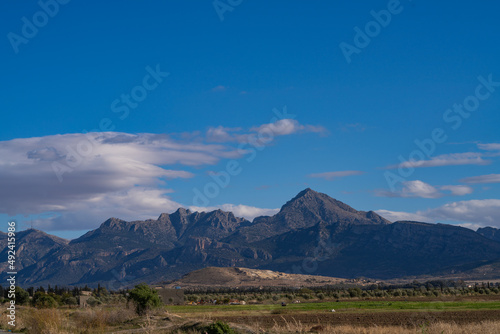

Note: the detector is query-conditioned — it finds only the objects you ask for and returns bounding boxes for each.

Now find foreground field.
[2,297,500,333]
[170,299,500,330]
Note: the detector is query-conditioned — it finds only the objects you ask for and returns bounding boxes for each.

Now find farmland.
[2,294,500,333]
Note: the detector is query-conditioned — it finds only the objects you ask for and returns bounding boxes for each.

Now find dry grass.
[21,308,69,334]
[269,319,500,334]
[0,306,137,334]
[72,307,136,332]
[3,306,500,334]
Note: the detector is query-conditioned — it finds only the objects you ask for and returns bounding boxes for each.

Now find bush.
[127,283,162,315]
[14,286,30,305]
[33,293,58,308]
[62,294,78,306]
[87,296,102,307]
[204,320,236,334]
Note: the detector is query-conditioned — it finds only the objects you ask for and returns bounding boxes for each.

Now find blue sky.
[1,0,499,239]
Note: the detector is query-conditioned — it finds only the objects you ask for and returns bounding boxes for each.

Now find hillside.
[160,266,357,288]
[3,188,500,287]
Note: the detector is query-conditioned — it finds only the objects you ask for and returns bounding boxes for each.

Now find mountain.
[477,226,500,243]
[3,188,500,287]
[228,188,389,243]
[0,229,68,274]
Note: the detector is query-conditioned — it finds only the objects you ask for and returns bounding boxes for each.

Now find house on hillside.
[79,290,93,308]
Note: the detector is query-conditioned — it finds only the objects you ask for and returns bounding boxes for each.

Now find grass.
[167,300,500,315]
[1,298,499,333]
[269,321,500,334]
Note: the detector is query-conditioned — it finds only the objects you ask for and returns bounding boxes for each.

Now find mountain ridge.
[3,188,500,288]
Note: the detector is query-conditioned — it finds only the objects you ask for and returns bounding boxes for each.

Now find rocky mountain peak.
[280,188,356,214]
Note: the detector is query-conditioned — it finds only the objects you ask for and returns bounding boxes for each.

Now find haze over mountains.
[3,188,500,288]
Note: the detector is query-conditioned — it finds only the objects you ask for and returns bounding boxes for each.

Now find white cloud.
[461,174,500,184]
[206,126,242,142]
[206,119,327,144]
[0,132,245,216]
[377,199,500,228]
[189,204,279,221]
[250,119,326,136]
[425,199,500,225]
[389,152,490,169]
[401,180,442,198]
[377,180,441,198]
[32,187,183,231]
[440,185,473,196]
[377,180,473,199]
[0,121,320,231]
[308,170,364,181]
[374,210,429,223]
[477,143,500,151]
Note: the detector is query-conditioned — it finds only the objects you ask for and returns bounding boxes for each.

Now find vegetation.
[127,283,162,315]
[180,280,500,304]
[0,281,499,333]
[204,320,236,334]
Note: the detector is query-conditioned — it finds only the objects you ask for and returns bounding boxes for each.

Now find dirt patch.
[216,310,500,328]
[162,266,354,288]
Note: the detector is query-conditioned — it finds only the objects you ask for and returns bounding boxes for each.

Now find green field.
[168,299,500,314]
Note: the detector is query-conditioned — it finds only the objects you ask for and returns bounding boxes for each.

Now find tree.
[127,283,162,315]
[33,292,58,308]
[14,286,30,305]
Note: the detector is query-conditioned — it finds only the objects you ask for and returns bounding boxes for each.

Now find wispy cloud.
[206,119,327,143]
[440,185,474,196]
[189,204,279,221]
[374,210,429,223]
[211,85,227,92]
[377,180,473,198]
[308,170,364,181]
[461,174,500,184]
[340,123,367,132]
[393,180,441,198]
[477,143,500,151]
[250,119,326,136]
[387,152,490,169]
[377,199,500,228]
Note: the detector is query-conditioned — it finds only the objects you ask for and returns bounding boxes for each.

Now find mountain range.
[2,188,500,288]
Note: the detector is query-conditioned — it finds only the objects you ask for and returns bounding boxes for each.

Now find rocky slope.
[3,188,500,287]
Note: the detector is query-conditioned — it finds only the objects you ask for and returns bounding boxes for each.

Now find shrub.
[87,296,102,307]
[14,286,30,305]
[204,320,236,334]
[64,296,78,306]
[127,283,162,315]
[33,293,58,308]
